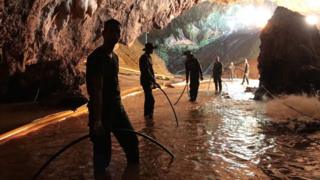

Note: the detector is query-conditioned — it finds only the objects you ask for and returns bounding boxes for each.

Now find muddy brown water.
[0,79,318,180]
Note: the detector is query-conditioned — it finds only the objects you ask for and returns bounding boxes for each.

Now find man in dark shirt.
[86,19,139,174]
[212,56,223,94]
[139,42,159,120]
[185,51,203,102]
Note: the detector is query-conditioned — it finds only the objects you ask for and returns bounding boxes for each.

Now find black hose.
[32,129,175,180]
[158,87,179,127]
[116,129,175,159]
[32,134,89,180]
[33,88,40,102]
[174,84,187,105]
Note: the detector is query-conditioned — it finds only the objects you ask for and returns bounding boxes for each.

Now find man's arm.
[185,62,189,83]
[149,59,155,79]
[197,59,203,80]
[221,62,224,74]
[212,62,215,77]
[86,58,105,132]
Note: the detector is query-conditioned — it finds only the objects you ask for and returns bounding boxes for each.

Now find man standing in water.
[185,51,203,102]
[86,19,139,175]
[229,61,235,81]
[212,56,223,94]
[139,42,159,120]
[241,58,250,85]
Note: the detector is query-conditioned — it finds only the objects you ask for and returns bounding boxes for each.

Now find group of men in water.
[185,51,250,98]
[86,19,251,177]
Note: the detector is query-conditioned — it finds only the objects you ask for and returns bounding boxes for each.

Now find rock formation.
[255,7,320,99]
[194,30,260,74]
[143,1,264,74]
[0,0,199,104]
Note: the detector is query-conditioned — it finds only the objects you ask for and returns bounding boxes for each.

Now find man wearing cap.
[184,51,203,102]
[86,19,139,175]
[139,42,159,120]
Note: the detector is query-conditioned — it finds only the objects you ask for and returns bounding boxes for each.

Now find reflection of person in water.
[100,164,139,180]
[121,164,140,180]
[86,19,139,177]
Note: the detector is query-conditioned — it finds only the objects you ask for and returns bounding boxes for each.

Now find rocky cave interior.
[1,1,320,179]
[0,0,319,105]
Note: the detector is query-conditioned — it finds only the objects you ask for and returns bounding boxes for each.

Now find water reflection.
[12,79,273,180]
[91,79,318,179]
[121,79,273,179]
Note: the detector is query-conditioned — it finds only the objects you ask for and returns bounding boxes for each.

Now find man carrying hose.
[184,51,203,102]
[86,19,139,175]
[139,42,160,120]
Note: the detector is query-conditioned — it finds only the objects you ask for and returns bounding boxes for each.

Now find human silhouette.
[241,59,250,85]
[229,61,235,80]
[86,19,139,176]
[139,42,159,120]
[212,56,223,94]
[184,51,203,102]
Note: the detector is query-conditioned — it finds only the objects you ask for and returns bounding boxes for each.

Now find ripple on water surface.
[127,80,272,179]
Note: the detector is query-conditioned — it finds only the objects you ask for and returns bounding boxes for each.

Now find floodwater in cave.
[129,79,272,179]
[1,1,320,179]
[119,79,319,180]
[0,79,319,179]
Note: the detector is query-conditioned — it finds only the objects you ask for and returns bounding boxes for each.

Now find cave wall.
[0,0,199,103]
[256,6,320,98]
[194,30,260,74]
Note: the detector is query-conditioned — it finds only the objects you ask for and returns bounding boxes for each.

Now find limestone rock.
[255,6,320,99]
[0,0,199,103]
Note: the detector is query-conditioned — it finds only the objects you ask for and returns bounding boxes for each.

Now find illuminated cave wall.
[144,0,320,73]
[1,0,319,102]
[0,0,199,102]
[144,0,275,73]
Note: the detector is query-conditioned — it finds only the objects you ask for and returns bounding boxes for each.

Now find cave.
[1,0,320,179]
